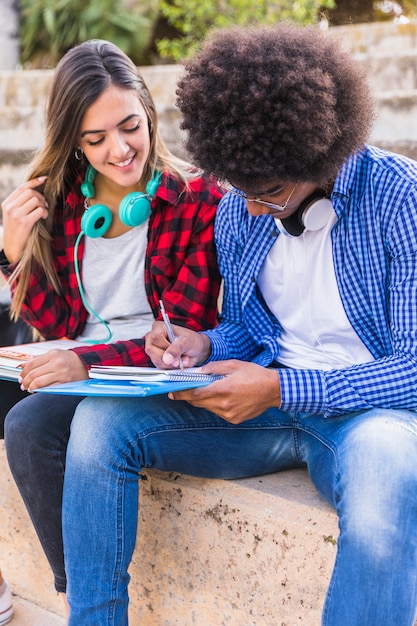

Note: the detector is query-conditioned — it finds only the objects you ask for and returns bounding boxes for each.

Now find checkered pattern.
[1,170,223,368]
[205,145,417,417]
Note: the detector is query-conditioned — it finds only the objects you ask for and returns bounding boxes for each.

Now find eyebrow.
[80,114,140,137]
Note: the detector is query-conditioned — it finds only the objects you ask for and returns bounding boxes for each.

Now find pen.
[159,299,184,370]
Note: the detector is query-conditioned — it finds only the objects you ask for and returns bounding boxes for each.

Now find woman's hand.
[145,320,212,369]
[1,176,49,263]
[168,360,281,424]
[19,349,89,392]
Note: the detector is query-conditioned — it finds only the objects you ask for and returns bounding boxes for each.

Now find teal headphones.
[80,165,161,238]
[74,165,161,344]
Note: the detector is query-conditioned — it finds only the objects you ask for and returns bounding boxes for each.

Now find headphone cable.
[74,231,113,344]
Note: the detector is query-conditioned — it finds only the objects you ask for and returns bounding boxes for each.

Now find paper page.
[89,365,222,383]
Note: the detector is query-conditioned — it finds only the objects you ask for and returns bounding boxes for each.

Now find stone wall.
[0,21,417,206]
[333,21,417,160]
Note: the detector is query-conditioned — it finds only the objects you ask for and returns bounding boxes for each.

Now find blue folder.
[34,378,213,397]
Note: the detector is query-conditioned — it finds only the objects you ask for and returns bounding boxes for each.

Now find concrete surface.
[7,594,64,626]
[131,469,338,625]
[1,438,339,625]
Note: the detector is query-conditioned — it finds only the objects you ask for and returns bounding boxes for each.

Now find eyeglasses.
[220,181,297,212]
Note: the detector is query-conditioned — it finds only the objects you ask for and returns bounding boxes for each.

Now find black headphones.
[80,165,161,238]
[274,190,335,237]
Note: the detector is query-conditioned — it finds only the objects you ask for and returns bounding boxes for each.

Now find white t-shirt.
[77,222,153,343]
[258,210,374,371]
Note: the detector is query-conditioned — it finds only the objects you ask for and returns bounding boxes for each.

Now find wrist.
[197,333,212,364]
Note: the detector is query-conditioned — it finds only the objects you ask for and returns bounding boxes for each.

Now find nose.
[108,131,129,158]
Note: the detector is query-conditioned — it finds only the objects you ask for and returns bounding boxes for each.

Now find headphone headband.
[80,165,96,199]
[80,165,161,200]
[80,165,161,238]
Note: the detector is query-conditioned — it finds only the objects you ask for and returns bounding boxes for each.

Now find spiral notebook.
[34,366,223,397]
[89,365,222,383]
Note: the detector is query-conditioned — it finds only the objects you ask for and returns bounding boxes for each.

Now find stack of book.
[0,340,222,396]
[0,339,83,382]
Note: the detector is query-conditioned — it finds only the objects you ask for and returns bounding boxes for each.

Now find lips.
[113,155,134,168]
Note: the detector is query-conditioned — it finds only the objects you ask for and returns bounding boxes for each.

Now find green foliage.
[20,0,157,67]
[19,0,415,68]
[156,0,336,62]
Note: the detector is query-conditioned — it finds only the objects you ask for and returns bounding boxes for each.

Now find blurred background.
[1,0,416,68]
[0,0,417,206]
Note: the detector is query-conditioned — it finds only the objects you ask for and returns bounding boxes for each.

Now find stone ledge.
[0,441,338,625]
[132,470,337,626]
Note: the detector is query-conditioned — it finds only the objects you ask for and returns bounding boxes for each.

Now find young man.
[61,25,417,625]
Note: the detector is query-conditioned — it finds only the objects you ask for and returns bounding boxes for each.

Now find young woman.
[1,39,222,608]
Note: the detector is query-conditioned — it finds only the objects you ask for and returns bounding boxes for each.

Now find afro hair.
[176,23,374,191]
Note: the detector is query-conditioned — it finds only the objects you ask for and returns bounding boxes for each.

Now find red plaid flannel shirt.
[2,170,223,368]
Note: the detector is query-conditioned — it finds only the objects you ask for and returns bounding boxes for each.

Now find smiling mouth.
[114,155,135,168]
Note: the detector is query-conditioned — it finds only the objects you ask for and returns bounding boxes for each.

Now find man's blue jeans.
[63,395,417,626]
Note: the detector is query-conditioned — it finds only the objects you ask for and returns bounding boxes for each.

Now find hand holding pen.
[159,299,184,370]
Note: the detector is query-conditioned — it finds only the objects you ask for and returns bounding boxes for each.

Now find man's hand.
[19,349,89,392]
[145,320,212,369]
[168,360,281,424]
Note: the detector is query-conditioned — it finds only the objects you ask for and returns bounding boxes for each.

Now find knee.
[4,403,39,479]
[4,397,38,462]
[68,398,125,464]
[5,395,54,448]
[67,397,147,471]
[5,395,76,475]
[343,412,417,483]
[338,412,417,547]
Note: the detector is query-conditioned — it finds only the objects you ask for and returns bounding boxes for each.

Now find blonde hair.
[11,39,192,319]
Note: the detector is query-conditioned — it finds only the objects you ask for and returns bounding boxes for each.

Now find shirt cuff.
[199,329,230,362]
[278,367,328,415]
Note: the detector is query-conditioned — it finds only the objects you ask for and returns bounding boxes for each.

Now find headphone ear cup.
[275,194,335,237]
[302,197,334,231]
[81,204,113,238]
[119,192,151,227]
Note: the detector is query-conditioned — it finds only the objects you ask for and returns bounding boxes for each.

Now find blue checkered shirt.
[204,145,417,418]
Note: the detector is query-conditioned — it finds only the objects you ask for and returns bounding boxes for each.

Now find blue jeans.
[63,396,417,626]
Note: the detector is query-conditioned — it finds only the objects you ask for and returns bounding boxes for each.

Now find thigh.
[5,392,84,469]
[68,395,304,480]
[298,408,417,509]
[0,380,29,439]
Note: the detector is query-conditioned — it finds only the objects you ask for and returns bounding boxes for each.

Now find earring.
[74,147,84,161]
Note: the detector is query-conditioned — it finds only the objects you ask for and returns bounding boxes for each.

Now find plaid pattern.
[1,170,223,368]
[205,145,417,417]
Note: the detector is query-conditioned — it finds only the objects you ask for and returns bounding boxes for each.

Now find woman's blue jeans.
[63,395,417,626]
